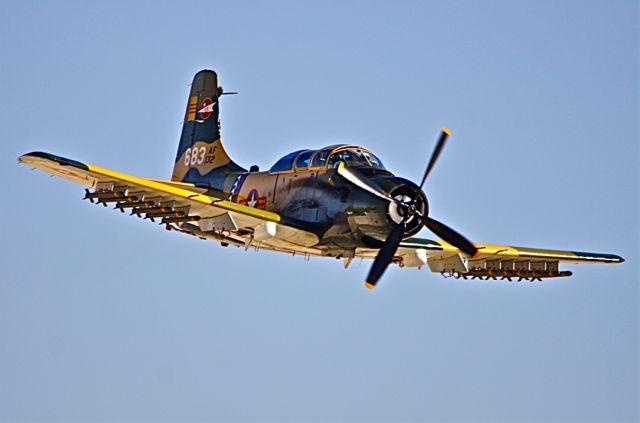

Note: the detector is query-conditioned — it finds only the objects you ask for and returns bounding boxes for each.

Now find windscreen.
[327,148,385,170]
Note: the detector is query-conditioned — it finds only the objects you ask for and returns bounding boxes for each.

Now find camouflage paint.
[17,69,625,271]
[171,70,245,190]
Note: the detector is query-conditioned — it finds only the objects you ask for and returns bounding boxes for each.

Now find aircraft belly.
[253,238,323,256]
[273,223,319,247]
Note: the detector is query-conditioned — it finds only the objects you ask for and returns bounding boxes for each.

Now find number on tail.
[184,146,207,166]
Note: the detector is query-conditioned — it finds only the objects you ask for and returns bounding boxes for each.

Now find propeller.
[336,162,391,202]
[424,216,477,257]
[336,128,478,289]
[365,223,406,289]
[418,127,449,191]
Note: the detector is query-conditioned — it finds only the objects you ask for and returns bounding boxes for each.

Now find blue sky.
[1,1,638,421]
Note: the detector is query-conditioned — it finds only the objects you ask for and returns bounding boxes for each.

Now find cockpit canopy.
[269,145,385,173]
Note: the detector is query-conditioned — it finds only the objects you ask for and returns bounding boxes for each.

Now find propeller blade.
[418,128,450,190]
[365,223,406,289]
[424,216,478,257]
[336,161,393,203]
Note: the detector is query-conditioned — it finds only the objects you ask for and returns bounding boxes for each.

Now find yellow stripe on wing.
[436,241,520,258]
[434,240,622,263]
[85,163,281,223]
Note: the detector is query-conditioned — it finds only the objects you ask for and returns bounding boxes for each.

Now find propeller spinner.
[337,128,478,289]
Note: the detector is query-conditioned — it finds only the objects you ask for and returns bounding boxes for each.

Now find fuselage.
[212,144,427,249]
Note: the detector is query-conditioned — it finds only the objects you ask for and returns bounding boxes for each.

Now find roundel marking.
[200,97,214,120]
[247,189,259,208]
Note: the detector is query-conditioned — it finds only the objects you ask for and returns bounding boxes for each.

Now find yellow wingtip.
[364,282,375,289]
[442,127,451,135]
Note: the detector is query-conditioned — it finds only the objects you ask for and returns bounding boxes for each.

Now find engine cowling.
[348,176,428,243]
[386,182,428,236]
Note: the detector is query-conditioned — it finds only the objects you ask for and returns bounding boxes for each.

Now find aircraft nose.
[378,176,428,237]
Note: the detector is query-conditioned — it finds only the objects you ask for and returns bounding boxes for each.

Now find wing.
[394,237,624,281]
[18,151,319,252]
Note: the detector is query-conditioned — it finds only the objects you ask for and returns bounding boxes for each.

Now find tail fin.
[171,70,245,190]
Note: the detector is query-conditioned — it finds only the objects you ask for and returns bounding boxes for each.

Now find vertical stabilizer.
[172,70,245,190]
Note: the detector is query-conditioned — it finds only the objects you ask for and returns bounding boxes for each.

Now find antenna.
[217,86,238,96]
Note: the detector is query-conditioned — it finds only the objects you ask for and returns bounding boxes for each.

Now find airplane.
[17,70,624,289]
